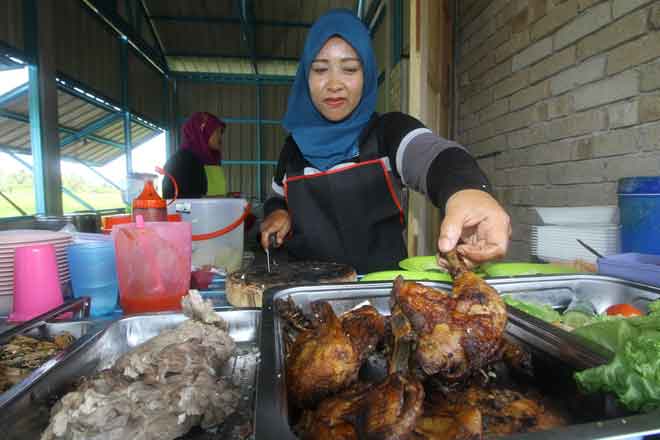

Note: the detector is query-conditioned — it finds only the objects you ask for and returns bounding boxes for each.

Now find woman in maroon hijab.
[162,112,226,198]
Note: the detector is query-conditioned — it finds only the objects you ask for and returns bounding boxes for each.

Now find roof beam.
[0,84,29,107]
[0,109,124,149]
[170,72,294,85]
[165,52,298,61]
[148,15,312,28]
[6,151,95,211]
[357,0,365,19]
[238,0,259,74]
[139,0,167,66]
[72,157,123,191]
[0,77,162,138]
[81,0,168,74]
[0,188,27,216]
[56,74,163,131]
[0,143,105,169]
[59,112,123,147]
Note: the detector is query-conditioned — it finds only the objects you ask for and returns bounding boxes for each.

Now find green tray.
[398,255,486,277]
[398,256,447,272]
[481,262,578,277]
[359,270,453,283]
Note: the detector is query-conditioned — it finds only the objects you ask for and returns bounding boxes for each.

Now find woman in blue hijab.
[261,9,510,273]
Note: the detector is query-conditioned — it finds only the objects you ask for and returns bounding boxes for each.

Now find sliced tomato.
[605,303,643,317]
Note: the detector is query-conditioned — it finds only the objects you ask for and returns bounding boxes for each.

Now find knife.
[266,233,277,273]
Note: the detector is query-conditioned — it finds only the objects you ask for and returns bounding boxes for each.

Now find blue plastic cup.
[67,241,119,317]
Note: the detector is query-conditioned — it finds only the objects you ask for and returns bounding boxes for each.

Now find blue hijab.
[283,9,377,171]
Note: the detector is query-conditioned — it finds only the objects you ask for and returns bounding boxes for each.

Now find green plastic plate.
[359,270,453,282]
[398,256,447,272]
[481,262,578,277]
[398,256,486,277]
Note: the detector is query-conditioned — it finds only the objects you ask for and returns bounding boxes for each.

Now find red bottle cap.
[132,180,166,209]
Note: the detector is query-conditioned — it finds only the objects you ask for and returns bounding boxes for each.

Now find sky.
[0,67,167,190]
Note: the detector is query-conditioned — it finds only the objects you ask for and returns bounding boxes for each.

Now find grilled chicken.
[286,301,385,408]
[391,251,507,380]
[301,373,425,440]
[413,384,566,439]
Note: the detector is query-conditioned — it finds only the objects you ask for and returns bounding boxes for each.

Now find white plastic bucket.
[167,198,247,272]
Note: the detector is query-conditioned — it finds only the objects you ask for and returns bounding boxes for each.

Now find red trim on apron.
[283,159,404,224]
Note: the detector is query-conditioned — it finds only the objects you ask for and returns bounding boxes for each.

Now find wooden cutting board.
[226,261,357,308]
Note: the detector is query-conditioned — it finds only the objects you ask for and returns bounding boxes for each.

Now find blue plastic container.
[67,241,119,317]
[618,177,660,254]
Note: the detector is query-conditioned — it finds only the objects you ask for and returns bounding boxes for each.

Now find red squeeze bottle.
[131,180,168,222]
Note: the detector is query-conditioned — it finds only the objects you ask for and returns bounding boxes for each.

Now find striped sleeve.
[380,112,492,211]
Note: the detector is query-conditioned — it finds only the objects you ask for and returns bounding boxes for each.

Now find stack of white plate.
[0,230,73,313]
[531,206,620,264]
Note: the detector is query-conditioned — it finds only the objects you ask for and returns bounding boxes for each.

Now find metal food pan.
[2,309,261,440]
[0,298,96,409]
[256,276,660,440]
[486,274,660,314]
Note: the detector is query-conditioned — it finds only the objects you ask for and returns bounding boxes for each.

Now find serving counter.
[2,274,660,439]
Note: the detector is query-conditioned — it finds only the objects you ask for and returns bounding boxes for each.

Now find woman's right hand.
[260,209,291,250]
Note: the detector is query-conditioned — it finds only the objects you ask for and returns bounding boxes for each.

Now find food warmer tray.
[1,308,261,440]
[256,275,660,440]
[0,297,98,411]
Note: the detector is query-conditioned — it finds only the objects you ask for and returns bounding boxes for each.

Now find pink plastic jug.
[112,216,192,314]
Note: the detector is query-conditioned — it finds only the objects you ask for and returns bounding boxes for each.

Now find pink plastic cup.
[9,243,64,322]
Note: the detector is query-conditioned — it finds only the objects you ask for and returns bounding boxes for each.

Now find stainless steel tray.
[489,273,660,314]
[256,275,660,440]
[2,309,261,440]
[0,298,98,410]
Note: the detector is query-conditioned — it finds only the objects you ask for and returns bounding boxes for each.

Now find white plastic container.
[167,198,247,273]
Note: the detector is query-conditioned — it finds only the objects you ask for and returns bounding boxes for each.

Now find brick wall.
[456,0,660,260]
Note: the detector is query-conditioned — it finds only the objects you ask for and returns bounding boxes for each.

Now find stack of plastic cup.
[67,240,119,317]
[10,243,64,322]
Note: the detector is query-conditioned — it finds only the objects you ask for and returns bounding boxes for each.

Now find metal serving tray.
[2,309,261,440]
[256,275,660,440]
[0,298,98,410]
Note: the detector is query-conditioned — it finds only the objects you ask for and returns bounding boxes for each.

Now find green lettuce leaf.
[573,315,660,412]
[502,296,561,323]
[648,300,660,316]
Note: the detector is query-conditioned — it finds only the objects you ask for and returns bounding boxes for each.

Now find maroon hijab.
[180,112,226,165]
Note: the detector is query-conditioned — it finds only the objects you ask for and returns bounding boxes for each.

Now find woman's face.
[308,36,364,122]
[208,127,223,151]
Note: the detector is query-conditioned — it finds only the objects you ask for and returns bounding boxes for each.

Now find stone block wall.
[456,0,660,260]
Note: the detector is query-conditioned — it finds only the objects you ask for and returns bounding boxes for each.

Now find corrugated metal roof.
[144,0,357,73]
[166,56,298,76]
[0,85,161,166]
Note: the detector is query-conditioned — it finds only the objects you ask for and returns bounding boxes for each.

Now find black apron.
[283,129,407,274]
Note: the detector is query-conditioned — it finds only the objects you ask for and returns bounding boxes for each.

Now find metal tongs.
[266,233,277,273]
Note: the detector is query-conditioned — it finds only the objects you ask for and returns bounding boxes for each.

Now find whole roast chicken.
[286,301,385,408]
[391,250,507,380]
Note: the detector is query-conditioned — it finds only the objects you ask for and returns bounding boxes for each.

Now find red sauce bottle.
[131,180,168,222]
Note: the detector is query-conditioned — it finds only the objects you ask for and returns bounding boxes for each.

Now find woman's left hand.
[436,189,511,269]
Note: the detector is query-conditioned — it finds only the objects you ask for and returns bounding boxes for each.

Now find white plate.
[0,248,71,260]
[530,230,620,238]
[0,239,72,250]
[0,252,69,261]
[0,230,71,244]
[530,236,619,246]
[530,226,621,232]
[0,278,69,293]
[0,241,70,251]
[534,206,619,225]
[0,294,12,315]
